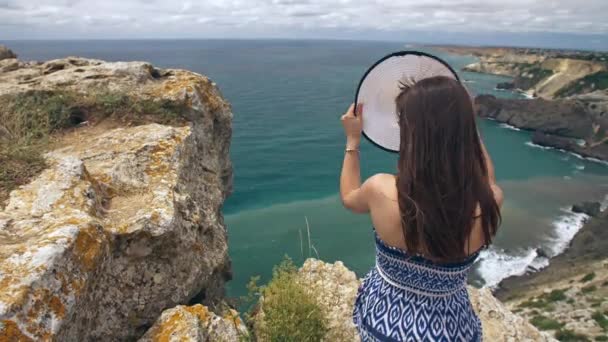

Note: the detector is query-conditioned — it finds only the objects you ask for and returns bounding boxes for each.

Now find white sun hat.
[354,51,461,153]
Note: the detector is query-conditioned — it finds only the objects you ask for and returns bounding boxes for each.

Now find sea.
[6,39,608,299]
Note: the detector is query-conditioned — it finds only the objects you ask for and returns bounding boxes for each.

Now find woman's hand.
[341,103,363,149]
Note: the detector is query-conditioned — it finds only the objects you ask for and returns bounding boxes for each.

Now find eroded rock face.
[0,45,16,61]
[298,259,361,342]
[469,288,555,342]
[297,259,555,342]
[475,94,592,139]
[463,54,606,99]
[139,304,248,342]
[0,58,233,340]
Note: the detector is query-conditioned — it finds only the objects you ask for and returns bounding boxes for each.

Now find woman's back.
[352,174,497,341]
[367,173,494,261]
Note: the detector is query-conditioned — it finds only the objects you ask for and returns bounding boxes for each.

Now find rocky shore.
[0,46,552,341]
[474,93,608,161]
[435,45,608,162]
[496,206,608,341]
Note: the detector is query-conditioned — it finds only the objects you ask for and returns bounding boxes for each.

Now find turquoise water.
[7,39,608,298]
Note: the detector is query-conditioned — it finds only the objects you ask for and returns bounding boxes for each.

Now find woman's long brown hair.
[395,76,501,261]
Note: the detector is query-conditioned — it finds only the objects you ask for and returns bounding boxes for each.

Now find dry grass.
[0,89,188,206]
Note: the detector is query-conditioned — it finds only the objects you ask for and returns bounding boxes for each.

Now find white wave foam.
[601,194,608,212]
[575,164,585,171]
[525,141,552,150]
[476,208,588,288]
[498,123,522,131]
[548,208,588,255]
[525,142,608,166]
[476,247,545,288]
[519,91,535,99]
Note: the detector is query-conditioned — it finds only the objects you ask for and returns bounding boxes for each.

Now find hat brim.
[354,51,460,153]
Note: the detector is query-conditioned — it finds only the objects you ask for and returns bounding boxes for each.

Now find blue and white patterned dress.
[353,231,483,341]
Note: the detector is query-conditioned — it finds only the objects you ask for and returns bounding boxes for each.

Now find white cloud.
[0,0,606,39]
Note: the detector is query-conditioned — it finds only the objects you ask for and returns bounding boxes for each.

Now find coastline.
[495,209,608,301]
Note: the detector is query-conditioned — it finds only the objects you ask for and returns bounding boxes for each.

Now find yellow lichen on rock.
[1,56,233,340]
[139,304,248,342]
[0,319,34,342]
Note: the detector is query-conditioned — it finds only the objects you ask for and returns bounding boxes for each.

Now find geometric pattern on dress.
[353,231,484,341]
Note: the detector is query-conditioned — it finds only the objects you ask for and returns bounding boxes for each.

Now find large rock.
[0,58,233,340]
[297,259,554,342]
[462,51,606,99]
[469,288,555,341]
[0,45,16,61]
[531,132,608,161]
[475,94,593,139]
[475,93,608,161]
[298,259,361,342]
[139,304,248,342]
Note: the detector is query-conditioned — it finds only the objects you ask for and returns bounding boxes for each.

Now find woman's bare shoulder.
[364,173,397,200]
[366,173,396,186]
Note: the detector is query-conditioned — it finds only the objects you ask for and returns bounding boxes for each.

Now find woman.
[340,76,503,341]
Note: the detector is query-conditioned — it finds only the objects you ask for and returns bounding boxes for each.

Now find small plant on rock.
[248,256,327,342]
[530,315,564,330]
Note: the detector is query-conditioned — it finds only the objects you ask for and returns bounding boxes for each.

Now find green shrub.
[581,272,596,283]
[595,335,608,341]
[593,311,608,332]
[556,71,608,97]
[546,289,568,302]
[555,329,590,342]
[518,289,567,311]
[251,257,327,341]
[582,285,597,294]
[530,315,563,330]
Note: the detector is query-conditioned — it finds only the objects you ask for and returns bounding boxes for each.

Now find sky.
[1,0,608,50]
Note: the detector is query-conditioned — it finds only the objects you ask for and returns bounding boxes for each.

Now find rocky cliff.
[496,209,608,341]
[439,46,608,99]
[0,54,233,340]
[475,93,608,160]
[0,45,17,61]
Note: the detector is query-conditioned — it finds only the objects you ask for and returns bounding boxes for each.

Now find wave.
[601,194,608,212]
[520,92,535,99]
[498,123,522,131]
[476,208,588,288]
[548,208,588,255]
[475,247,548,288]
[525,142,608,166]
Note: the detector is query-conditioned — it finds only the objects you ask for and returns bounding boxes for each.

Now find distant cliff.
[474,93,608,161]
[436,45,608,99]
[434,45,608,161]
